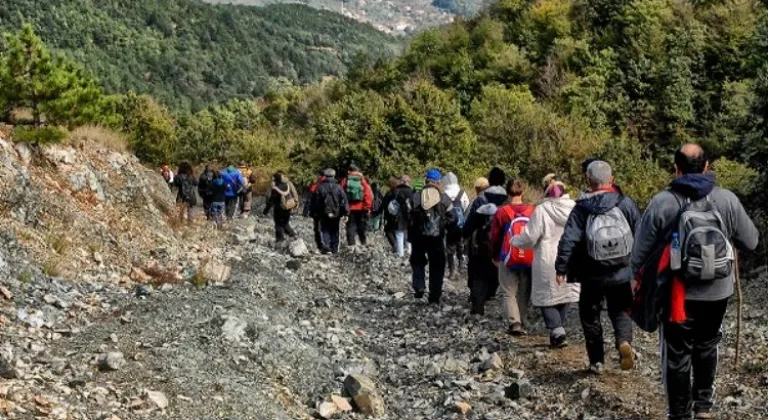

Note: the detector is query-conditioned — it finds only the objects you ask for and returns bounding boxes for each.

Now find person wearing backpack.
[263,171,299,243]
[209,169,227,230]
[173,162,198,225]
[463,169,507,315]
[380,176,413,257]
[442,172,470,279]
[511,176,579,348]
[409,169,457,304]
[198,165,215,220]
[555,160,641,374]
[370,182,385,233]
[311,169,349,254]
[631,145,758,420]
[490,179,535,335]
[222,166,245,221]
[341,163,374,247]
[305,171,327,250]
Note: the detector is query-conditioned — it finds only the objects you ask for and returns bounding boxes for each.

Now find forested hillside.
[0,0,402,110]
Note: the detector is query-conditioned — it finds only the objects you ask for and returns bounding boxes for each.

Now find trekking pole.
[734,249,742,370]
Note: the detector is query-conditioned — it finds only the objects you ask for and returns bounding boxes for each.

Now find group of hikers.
[163,144,758,419]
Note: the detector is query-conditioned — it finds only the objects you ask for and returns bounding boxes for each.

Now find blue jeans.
[320,217,341,253]
[395,230,410,257]
[211,202,225,228]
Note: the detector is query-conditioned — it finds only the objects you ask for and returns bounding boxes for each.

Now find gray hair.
[586,160,613,187]
[323,168,336,178]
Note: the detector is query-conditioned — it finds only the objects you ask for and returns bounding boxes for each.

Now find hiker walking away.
[370,182,385,233]
[173,162,198,225]
[381,175,413,257]
[380,177,401,252]
[463,169,506,315]
[511,175,579,348]
[209,169,228,229]
[443,172,470,278]
[631,145,758,420]
[555,160,640,373]
[341,164,373,247]
[238,163,253,218]
[222,166,245,221]
[490,180,535,335]
[263,172,299,243]
[161,165,174,187]
[409,169,456,304]
[305,171,326,250]
[198,165,215,220]
[311,169,349,254]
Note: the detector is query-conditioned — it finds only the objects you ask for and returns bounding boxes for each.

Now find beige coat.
[511,196,580,307]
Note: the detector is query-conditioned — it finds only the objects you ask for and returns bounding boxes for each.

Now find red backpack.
[500,205,535,268]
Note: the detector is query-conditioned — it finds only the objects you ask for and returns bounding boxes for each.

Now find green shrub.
[14,126,67,145]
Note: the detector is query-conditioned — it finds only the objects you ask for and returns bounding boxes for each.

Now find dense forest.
[0,0,402,110]
[1,0,767,254]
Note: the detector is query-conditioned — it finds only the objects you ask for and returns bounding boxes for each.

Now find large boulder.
[200,260,231,283]
[289,239,309,258]
[343,374,385,416]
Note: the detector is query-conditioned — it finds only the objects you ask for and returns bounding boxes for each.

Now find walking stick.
[734,250,743,370]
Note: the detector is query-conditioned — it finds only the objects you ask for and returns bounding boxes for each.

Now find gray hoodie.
[632,174,759,301]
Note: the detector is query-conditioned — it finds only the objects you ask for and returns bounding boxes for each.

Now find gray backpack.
[677,196,733,282]
[586,205,633,267]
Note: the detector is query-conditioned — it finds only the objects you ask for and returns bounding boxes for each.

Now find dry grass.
[41,260,62,277]
[67,125,128,153]
[46,233,70,255]
[143,265,180,286]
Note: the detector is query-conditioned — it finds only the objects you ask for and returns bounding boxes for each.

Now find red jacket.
[489,203,535,261]
[341,171,373,212]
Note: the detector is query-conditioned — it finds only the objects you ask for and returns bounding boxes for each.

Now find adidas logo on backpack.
[586,204,633,267]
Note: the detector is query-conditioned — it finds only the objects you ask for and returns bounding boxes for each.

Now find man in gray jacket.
[631,144,758,420]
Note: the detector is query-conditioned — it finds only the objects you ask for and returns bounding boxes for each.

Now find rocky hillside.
[204,0,477,34]
[1,135,768,419]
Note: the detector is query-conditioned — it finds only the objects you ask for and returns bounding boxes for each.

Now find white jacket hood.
[541,195,575,226]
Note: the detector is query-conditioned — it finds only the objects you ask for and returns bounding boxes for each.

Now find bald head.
[674,143,708,175]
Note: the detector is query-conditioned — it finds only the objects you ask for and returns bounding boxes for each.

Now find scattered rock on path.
[331,395,353,412]
[481,353,503,372]
[0,355,17,379]
[343,374,385,416]
[98,352,125,371]
[286,259,302,271]
[506,379,533,400]
[200,260,231,283]
[145,390,169,410]
[453,401,472,414]
[317,401,339,419]
[220,316,248,342]
[289,239,309,258]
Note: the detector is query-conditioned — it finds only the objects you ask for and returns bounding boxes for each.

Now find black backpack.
[180,175,198,206]
[470,203,498,256]
[321,186,342,219]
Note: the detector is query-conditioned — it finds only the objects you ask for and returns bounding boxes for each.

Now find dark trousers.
[274,210,296,242]
[410,237,446,302]
[347,211,368,246]
[225,196,238,220]
[468,254,497,315]
[385,229,397,252]
[320,217,341,253]
[446,235,464,275]
[542,304,568,338]
[313,218,323,250]
[664,299,728,419]
[202,196,213,220]
[579,281,633,365]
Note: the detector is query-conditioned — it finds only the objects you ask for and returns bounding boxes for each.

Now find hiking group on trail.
[164,144,758,419]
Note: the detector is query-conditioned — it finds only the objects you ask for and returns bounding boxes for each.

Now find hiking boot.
[588,362,604,375]
[619,341,635,371]
[507,323,527,336]
[428,296,441,305]
[694,410,714,419]
[550,334,568,349]
[414,291,425,299]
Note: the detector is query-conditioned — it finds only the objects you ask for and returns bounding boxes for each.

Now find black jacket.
[380,184,413,231]
[311,178,349,219]
[555,190,641,285]
[463,186,507,239]
[264,181,292,216]
[198,171,215,198]
[408,185,456,242]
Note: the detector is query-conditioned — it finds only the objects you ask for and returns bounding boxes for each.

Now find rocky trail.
[3,213,768,419]
[1,137,768,419]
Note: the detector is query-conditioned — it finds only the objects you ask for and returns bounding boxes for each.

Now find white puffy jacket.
[511,195,580,307]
